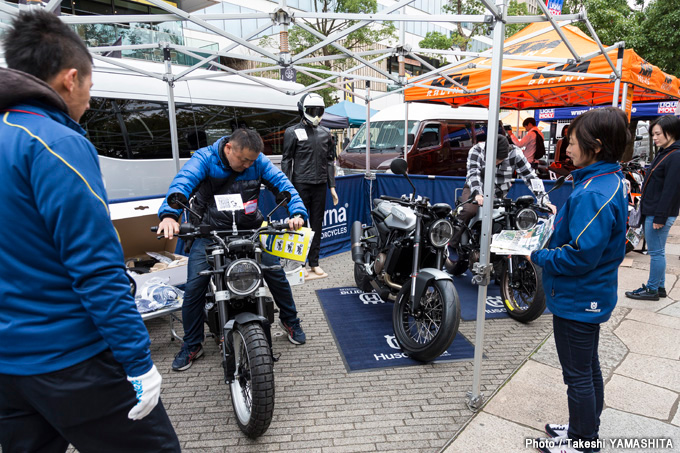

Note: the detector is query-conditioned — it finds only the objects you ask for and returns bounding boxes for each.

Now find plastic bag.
[135,277,183,314]
[628,206,642,229]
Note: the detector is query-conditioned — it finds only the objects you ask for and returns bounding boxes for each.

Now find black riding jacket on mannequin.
[282,121,336,188]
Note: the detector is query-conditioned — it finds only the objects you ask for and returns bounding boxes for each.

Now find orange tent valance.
[404,23,680,110]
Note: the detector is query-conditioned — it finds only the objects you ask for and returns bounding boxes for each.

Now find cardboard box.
[110,198,187,296]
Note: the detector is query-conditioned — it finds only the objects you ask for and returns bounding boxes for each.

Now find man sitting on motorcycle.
[157,128,309,371]
[445,134,555,272]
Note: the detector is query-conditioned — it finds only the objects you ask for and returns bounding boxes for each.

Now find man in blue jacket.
[0,10,179,452]
[157,128,309,371]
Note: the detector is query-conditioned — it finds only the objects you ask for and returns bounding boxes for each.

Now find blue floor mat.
[316,287,475,373]
[451,271,550,321]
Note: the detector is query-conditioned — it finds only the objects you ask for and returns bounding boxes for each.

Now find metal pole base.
[466,391,485,411]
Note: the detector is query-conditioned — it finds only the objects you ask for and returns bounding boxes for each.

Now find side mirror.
[550,176,567,192]
[167,192,188,210]
[390,158,408,175]
[407,133,415,146]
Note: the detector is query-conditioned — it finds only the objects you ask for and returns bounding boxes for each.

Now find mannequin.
[282,93,338,277]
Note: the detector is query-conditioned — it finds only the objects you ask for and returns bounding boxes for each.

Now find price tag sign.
[294,129,308,141]
[214,194,244,212]
[531,178,545,193]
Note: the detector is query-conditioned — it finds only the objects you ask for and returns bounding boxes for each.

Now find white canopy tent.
[0,0,619,411]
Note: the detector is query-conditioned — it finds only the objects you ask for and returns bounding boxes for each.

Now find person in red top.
[509,117,544,163]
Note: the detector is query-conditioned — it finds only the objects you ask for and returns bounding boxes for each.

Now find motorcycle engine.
[374,252,388,275]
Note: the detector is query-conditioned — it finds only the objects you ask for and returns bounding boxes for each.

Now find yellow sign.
[259,223,314,263]
[131,0,178,8]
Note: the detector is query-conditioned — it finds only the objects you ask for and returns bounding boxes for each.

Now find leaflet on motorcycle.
[490,217,554,255]
[259,224,314,263]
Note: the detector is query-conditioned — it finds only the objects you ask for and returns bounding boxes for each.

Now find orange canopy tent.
[405,23,680,110]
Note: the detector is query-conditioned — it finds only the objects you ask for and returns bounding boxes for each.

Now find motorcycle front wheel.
[229,322,274,438]
[392,279,461,362]
[500,256,546,323]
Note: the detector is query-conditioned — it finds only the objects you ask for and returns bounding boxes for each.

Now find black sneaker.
[659,287,667,298]
[279,319,306,345]
[172,343,203,371]
[625,284,659,301]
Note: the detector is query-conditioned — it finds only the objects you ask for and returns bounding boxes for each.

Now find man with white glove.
[0,11,179,452]
[128,365,163,420]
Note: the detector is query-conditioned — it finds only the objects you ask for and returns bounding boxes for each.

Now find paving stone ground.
[141,251,553,452]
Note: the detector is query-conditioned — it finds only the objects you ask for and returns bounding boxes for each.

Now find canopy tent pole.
[365,81,372,177]
[612,46,624,107]
[621,83,629,112]
[163,46,181,174]
[404,102,409,166]
[467,0,507,411]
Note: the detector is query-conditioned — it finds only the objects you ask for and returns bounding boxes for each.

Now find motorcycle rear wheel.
[392,279,461,362]
[500,256,546,323]
[229,322,274,438]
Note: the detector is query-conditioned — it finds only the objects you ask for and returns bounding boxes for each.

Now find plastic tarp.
[536,100,679,121]
[320,111,350,129]
[405,23,680,110]
[326,100,378,126]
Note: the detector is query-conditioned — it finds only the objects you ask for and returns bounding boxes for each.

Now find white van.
[85,57,303,201]
[337,102,489,176]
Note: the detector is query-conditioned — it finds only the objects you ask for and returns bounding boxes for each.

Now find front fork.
[409,210,423,310]
[208,249,236,382]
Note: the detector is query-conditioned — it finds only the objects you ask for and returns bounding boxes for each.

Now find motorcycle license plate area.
[316,287,474,372]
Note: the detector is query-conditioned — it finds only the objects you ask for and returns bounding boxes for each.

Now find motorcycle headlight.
[429,219,454,248]
[516,208,538,230]
[224,259,262,296]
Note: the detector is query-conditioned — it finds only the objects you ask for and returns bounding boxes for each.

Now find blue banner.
[256,173,573,260]
[536,101,678,122]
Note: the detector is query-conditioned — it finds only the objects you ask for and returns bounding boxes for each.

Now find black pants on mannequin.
[295,182,327,268]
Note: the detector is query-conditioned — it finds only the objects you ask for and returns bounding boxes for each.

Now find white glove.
[127,364,162,420]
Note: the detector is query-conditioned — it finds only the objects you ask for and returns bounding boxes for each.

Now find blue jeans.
[182,237,299,347]
[644,215,676,291]
[553,315,602,452]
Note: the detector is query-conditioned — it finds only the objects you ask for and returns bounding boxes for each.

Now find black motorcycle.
[153,192,297,438]
[350,159,461,363]
[446,177,566,323]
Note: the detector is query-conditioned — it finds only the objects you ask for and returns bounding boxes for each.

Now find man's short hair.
[3,10,93,83]
[522,117,536,128]
[230,128,264,155]
[568,107,630,163]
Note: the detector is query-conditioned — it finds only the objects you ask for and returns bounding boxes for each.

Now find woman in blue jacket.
[530,107,629,453]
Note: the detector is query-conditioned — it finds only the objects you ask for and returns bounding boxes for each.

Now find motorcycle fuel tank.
[384,205,417,231]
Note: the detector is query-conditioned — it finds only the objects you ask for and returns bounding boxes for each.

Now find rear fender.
[411,268,452,312]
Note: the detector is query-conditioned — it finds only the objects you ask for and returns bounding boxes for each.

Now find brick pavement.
[141,251,554,452]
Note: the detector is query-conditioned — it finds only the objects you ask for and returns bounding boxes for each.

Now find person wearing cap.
[446,134,554,271]
[282,93,338,278]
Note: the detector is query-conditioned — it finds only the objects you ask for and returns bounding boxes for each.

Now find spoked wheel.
[229,322,274,438]
[392,279,461,362]
[500,256,546,323]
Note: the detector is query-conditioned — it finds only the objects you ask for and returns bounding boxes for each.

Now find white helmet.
[298,93,325,127]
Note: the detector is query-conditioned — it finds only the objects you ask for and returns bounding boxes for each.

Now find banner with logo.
[536,101,679,122]
[259,174,368,259]
[259,173,571,260]
[546,0,563,16]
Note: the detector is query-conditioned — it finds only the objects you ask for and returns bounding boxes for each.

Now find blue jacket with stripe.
[531,161,627,324]
[0,68,153,377]
[158,137,308,225]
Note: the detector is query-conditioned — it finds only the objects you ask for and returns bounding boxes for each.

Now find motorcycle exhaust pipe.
[350,221,364,264]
